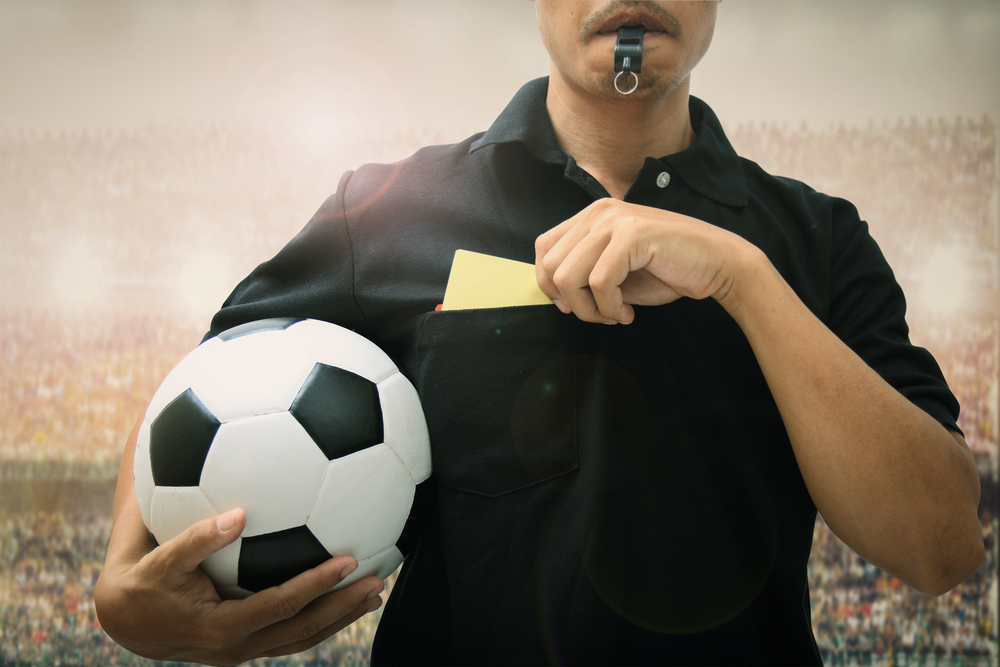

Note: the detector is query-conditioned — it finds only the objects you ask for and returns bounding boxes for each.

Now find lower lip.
[596,30,667,40]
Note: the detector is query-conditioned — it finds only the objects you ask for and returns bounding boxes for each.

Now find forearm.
[101,419,157,572]
[95,418,170,656]
[719,245,983,595]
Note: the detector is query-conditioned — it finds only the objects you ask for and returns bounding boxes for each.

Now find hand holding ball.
[132,318,431,598]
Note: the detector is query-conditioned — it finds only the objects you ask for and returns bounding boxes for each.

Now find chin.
[585,70,683,102]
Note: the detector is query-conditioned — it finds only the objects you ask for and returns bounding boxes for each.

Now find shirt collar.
[471,77,749,208]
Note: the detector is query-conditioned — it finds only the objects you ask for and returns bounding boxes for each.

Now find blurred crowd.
[0,510,108,667]
[0,313,202,480]
[1,113,997,664]
[809,512,997,667]
[729,114,997,247]
[0,508,388,667]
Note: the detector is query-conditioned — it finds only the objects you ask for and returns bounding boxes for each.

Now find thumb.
[159,508,246,576]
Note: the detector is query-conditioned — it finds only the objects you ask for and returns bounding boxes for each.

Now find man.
[844,625,861,667]
[95,2,983,664]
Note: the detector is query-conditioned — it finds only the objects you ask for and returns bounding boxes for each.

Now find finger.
[153,508,246,577]
[551,230,619,323]
[535,220,574,306]
[535,211,578,257]
[538,211,598,282]
[230,555,362,637]
[538,200,632,322]
[590,234,643,324]
[535,260,565,310]
[242,570,381,657]
[255,579,385,659]
[536,207,606,303]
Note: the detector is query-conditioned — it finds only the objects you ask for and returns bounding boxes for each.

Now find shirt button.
[656,171,671,188]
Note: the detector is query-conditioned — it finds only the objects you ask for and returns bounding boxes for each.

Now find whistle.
[614,26,644,74]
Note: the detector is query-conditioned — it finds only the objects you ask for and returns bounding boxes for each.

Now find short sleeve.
[204,170,374,342]
[826,198,961,434]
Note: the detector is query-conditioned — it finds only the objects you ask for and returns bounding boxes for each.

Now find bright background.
[1,0,998,318]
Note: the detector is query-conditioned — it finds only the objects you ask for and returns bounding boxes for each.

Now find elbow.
[93,566,133,649]
[911,523,985,597]
[92,571,120,641]
[912,440,984,597]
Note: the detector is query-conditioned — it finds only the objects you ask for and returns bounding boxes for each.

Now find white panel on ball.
[377,372,432,483]
[149,486,221,545]
[332,545,404,592]
[308,443,415,561]
[292,319,398,384]
[145,338,223,419]
[191,331,316,422]
[133,421,155,528]
[200,412,328,538]
[201,538,241,589]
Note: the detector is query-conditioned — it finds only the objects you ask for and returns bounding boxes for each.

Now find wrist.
[711,238,770,321]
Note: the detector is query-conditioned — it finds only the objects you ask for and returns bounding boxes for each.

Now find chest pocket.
[414,306,579,497]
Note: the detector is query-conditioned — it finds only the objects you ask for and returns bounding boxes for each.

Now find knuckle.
[589,267,611,291]
[305,577,332,606]
[541,256,562,280]
[271,594,302,622]
[551,266,570,290]
[592,198,614,212]
[184,520,212,550]
[296,617,324,643]
[247,603,274,631]
[247,591,299,628]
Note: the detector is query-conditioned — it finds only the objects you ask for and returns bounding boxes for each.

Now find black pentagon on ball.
[289,363,384,461]
[149,388,220,487]
[238,525,331,593]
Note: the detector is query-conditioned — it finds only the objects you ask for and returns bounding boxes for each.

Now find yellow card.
[440,250,552,311]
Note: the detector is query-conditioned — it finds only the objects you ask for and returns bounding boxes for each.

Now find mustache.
[579,0,685,39]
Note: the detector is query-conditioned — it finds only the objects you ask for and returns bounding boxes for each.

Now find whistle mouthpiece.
[614,26,644,73]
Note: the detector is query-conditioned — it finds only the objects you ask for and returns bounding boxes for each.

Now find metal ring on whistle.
[614,68,639,95]
[613,26,644,96]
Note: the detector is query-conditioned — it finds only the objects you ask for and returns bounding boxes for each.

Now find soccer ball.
[132,317,432,599]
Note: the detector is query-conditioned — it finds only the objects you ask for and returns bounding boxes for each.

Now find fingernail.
[340,563,358,580]
[366,598,383,614]
[366,581,385,601]
[553,299,570,314]
[216,509,236,533]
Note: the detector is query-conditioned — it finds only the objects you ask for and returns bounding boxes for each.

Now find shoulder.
[341,133,487,210]
[739,157,861,228]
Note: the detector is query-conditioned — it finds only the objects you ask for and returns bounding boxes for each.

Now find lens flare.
[914,244,974,315]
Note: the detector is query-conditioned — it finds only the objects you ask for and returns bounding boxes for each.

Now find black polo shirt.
[207,78,960,666]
